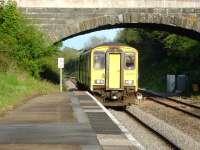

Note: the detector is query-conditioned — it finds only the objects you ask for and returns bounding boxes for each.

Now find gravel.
[139,100,200,143]
[127,105,200,150]
[109,109,173,150]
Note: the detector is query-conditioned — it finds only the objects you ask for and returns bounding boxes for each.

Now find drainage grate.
[87,112,122,134]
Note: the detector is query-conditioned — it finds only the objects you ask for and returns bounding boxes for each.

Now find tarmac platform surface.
[0,81,141,150]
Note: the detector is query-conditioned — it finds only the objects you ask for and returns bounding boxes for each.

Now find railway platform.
[0,81,142,150]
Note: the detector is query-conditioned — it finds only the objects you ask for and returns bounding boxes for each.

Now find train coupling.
[110,91,121,100]
[111,95,118,100]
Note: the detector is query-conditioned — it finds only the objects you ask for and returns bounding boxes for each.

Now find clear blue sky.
[62,28,122,50]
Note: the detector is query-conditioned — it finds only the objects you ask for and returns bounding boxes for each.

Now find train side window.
[125,53,135,70]
[93,51,105,69]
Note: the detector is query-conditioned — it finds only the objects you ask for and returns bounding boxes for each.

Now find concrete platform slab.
[0,123,98,145]
[0,93,76,123]
[77,95,94,101]
[81,106,101,109]
[0,92,101,149]
[102,146,136,150]
[74,91,87,96]
[84,109,104,112]
[0,81,143,149]
[0,144,81,150]
[97,134,132,146]
[81,145,101,150]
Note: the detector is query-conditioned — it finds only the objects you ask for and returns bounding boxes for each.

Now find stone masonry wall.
[22,7,200,43]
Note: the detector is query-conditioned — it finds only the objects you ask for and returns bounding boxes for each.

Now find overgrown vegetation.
[0,71,57,112]
[62,47,79,77]
[0,1,61,112]
[42,47,79,80]
[115,28,200,93]
[84,36,110,49]
[0,1,59,78]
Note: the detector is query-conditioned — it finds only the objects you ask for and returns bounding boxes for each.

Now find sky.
[62,28,122,50]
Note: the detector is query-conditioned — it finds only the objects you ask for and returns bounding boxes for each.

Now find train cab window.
[125,53,135,70]
[94,51,105,69]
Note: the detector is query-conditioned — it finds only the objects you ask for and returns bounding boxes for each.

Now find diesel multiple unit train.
[77,43,138,106]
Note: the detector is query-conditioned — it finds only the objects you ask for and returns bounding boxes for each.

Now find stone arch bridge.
[8,0,200,43]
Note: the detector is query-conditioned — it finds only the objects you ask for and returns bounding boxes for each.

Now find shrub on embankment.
[0,71,58,113]
[0,1,59,78]
[0,1,60,112]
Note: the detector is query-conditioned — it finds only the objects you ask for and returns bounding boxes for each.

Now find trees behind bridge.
[115,28,200,92]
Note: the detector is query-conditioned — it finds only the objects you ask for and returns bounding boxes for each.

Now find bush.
[0,1,59,78]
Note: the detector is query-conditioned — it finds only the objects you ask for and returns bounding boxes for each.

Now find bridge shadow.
[40,65,59,84]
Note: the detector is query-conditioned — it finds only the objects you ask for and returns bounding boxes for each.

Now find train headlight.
[95,80,104,84]
[125,80,133,85]
[100,80,104,84]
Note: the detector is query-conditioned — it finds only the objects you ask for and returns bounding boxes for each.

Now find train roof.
[93,42,129,47]
[83,42,130,52]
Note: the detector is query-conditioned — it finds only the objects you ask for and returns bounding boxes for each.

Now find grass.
[0,71,59,113]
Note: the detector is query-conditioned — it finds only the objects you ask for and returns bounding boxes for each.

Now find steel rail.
[139,89,200,109]
[124,109,179,150]
[147,96,200,119]
[139,89,200,119]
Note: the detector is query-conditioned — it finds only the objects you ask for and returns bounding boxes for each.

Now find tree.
[115,28,200,91]
[84,36,110,49]
[0,1,59,78]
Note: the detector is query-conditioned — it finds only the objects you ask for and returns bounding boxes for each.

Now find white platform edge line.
[86,91,145,150]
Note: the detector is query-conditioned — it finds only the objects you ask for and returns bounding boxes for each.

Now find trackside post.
[58,58,64,92]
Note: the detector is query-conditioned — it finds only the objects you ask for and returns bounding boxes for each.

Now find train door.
[108,53,121,89]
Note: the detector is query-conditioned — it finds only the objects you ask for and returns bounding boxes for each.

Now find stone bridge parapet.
[3,0,200,43]
[14,0,200,8]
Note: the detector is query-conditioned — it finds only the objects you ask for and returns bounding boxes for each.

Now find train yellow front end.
[78,43,138,106]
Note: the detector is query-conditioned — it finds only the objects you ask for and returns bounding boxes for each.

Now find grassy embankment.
[0,1,60,113]
[0,71,58,113]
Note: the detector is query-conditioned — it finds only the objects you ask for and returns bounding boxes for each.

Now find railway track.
[140,90,200,119]
[122,105,200,150]
[123,109,179,149]
[68,79,200,149]
[106,90,200,149]
[90,94,177,149]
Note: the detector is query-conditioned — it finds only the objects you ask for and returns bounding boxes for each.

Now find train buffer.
[0,80,143,150]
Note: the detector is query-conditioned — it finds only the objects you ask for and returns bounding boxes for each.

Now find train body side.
[78,51,91,89]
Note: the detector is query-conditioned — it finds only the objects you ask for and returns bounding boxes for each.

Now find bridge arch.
[58,14,200,44]
[22,7,200,43]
